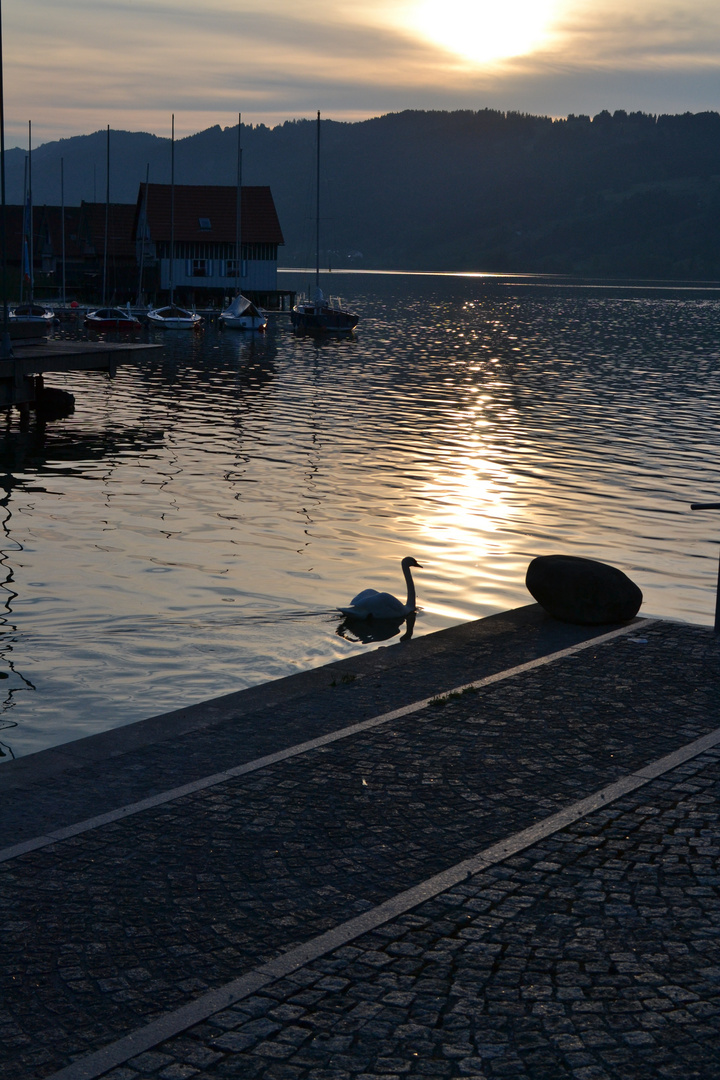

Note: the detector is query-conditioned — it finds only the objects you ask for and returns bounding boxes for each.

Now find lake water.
[2,270,720,761]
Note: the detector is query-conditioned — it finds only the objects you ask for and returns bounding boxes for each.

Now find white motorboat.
[146,304,203,329]
[219,294,267,331]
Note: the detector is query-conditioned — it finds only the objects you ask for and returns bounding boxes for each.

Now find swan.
[338,557,423,619]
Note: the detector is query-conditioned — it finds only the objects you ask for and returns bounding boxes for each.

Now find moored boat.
[9,303,55,339]
[292,112,358,335]
[85,307,142,332]
[291,288,358,334]
[218,118,268,333]
[219,294,267,331]
[146,304,203,329]
[145,120,203,332]
[10,302,55,325]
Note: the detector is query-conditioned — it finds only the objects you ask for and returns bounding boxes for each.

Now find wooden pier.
[0,339,160,408]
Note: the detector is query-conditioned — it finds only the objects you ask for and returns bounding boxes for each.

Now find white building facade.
[134,183,284,301]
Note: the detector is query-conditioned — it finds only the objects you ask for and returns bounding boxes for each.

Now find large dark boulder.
[526,554,642,625]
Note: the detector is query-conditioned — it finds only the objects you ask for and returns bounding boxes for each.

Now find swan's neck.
[403,563,416,610]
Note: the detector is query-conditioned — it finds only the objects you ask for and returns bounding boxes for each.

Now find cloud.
[545,0,720,65]
[4,0,720,146]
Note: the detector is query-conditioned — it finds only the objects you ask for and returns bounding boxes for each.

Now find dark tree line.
[7,108,720,278]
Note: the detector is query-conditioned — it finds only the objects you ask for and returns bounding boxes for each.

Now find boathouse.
[3,202,138,304]
[133,183,285,307]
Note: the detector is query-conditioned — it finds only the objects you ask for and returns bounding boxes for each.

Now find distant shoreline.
[278,267,720,292]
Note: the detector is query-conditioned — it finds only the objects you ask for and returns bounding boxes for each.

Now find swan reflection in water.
[337,611,416,644]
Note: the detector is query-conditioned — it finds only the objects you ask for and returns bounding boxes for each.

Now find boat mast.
[20,156,26,304]
[0,0,12,357]
[136,162,149,305]
[315,110,320,291]
[102,124,109,305]
[28,120,33,305]
[169,114,175,306]
[235,112,242,297]
[60,157,66,306]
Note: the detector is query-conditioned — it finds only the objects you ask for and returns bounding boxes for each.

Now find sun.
[410,0,560,64]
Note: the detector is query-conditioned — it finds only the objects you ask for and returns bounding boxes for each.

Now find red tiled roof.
[138,184,284,245]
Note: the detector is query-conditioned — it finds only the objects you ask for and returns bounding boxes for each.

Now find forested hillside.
[6,109,720,277]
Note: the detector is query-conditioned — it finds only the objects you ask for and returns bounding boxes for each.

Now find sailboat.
[290,112,358,334]
[147,115,203,330]
[147,303,202,329]
[10,122,53,337]
[219,115,267,332]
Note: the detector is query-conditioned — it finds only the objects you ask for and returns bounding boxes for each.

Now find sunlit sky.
[4,0,720,147]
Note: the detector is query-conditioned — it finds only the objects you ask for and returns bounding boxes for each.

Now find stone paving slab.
[0,615,718,1079]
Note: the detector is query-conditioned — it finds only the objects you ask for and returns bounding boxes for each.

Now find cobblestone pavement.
[108,748,720,1080]
[0,606,617,844]
[0,616,719,1079]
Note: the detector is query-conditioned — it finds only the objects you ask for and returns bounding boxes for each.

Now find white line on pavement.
[0,620,654,866]
[48,712,720,1080]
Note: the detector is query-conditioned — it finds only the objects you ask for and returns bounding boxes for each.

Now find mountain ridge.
[6,109,720,278]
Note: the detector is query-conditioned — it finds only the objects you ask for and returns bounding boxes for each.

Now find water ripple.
[1,273,720,756]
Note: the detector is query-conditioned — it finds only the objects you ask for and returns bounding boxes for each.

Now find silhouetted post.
[691,501,720,632]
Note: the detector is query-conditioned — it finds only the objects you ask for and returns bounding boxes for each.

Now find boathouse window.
[189,259,211,277]
[225,259,247,278]
[198,218,212,230]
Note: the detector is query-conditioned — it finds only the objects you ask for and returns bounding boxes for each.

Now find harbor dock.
[0,604,718,1079]
[0,340,161,408]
